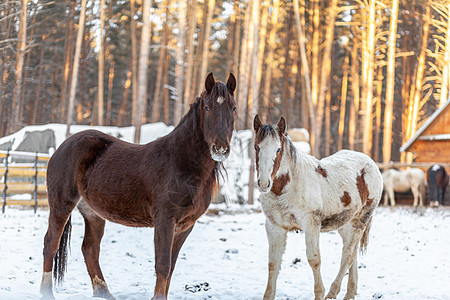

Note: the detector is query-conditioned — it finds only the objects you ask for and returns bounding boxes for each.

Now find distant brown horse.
[40,73,236,300]
[427,165,449,206]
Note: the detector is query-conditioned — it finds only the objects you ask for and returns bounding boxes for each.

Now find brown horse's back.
[47,130,155,226]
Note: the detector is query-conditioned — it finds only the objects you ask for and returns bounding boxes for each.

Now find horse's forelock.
[255,125,277,144]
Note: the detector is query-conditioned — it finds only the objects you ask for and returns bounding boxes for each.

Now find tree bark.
[406,7,430,163]
[293,0,315,155]
[439,4,450,107]
[31,34,46,125]
[130,0,138,128]
[197,0,215,95]
[314,0,338,157]
[261,0,279,122]
[348,39,360,151]
[97,0,106,125]
[362,0,376,156]
[134,0,152,143]
[338,49,350,150]
[150,0,170,122]
[382,0,399,166]
[66,0,87,138]
[310,0,320,108]
[60,0,76,124]
[9,0,28,134]
[106,60,115,125]
[374,66,383,161]
[183,0,197,114]
[118,62,132,126]
[237,0,252,129]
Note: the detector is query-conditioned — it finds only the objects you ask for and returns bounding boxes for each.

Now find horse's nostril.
[258,179,261,186]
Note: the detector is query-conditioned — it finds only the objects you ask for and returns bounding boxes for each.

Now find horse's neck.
[293,151,319,177]
[170,108,215,173]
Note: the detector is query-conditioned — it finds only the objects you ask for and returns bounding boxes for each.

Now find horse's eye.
[232,107,236,112]
[254,146,258,152]
[205,106,210,111]
[277,148,281,154]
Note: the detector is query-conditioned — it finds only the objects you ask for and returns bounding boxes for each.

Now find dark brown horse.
[40,73,236,299]
[427,165,449,206]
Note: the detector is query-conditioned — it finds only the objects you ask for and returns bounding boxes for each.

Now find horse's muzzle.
[210,143,230,162]
[258,179,272,193]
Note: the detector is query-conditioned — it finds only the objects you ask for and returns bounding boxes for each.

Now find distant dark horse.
[427,165,449,206]
[40,73,237,300]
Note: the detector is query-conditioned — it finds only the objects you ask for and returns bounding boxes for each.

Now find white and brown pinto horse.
[253,115,382,300]
[382,168,425,206]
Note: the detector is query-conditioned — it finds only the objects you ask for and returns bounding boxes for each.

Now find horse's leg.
[263,220,287,300]
[411,186,419,207]
[78,201,114,299]
[345,256,358,300]
[326,223,364,299]
[303,214,325,300]
[383,191,389,207]
[388,188,396,206]
[41,199,78,299]
[153,216,175,300]
[164,225,195,295]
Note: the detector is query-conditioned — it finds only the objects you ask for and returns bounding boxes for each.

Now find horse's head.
[253,115,286,193]
[200,72,237,162]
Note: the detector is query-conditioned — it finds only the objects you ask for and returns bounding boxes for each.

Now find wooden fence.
[0,150,50,213]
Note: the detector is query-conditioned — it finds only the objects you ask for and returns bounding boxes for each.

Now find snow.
[1,206,449,299]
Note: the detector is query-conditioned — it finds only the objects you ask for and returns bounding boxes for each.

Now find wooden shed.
[400,99,450,163]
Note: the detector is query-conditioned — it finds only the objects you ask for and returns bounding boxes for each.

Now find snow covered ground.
[1,205,449,299]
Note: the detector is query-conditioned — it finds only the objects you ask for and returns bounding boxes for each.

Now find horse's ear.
[254,114,262,133]
[277,117,286,135]
[227,73,236,94]
[205,72,215,94]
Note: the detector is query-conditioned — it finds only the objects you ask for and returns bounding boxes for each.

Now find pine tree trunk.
[293,0,314,155]
[173,0,187,124]
[406,7,430,163]
[338,50,349,150]
[97,0,106,125]
[348,40,360,151]
[237,0,252,129]
[130,0,138,128]
[134,0,152,143]
[310,0,320,108]
[261,0,279,122]
[9,0,28,134]
[20,6,37,124]
[197,0,215,95]
[440,4,450,107]
[106,61,115,125]
[65,0,87,137]
[31,34,46,125]
[382,0,398,166]
[314,0,338,157]
[163,52,170,124]
[374,66,383,161]
[118,63,132,126]
[362,0,376,156]
[183,0,197,114]
[150,0,170,122]
[60,0,76,124]
[247,0,266,128]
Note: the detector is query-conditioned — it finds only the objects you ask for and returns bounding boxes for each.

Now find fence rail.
[1,150,50,213]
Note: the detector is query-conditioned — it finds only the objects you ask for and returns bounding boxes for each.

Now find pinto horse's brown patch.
[316,165,328,178]
[320,209,352,232]
[271,173,290,196]
[356,169,369,205]
[340,191,351,207]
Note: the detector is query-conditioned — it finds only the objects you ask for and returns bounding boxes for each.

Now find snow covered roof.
[400,99,450,153]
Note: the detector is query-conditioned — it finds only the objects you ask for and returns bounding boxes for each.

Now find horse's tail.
[360,217,372,255]
[53,215,72,285]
